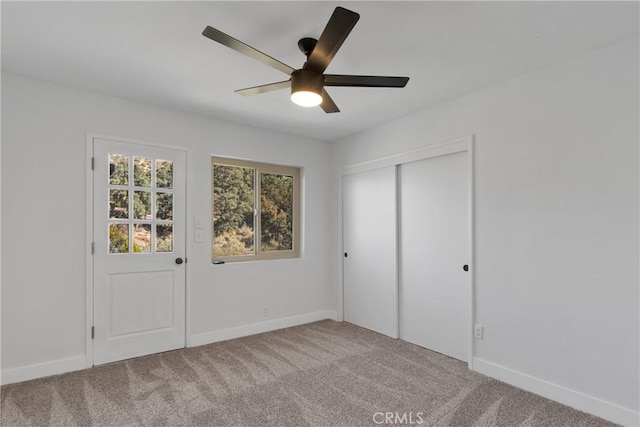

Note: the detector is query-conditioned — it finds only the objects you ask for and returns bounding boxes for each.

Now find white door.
[93,137,186,365]
[399,151,469,361]
[343,167,397,338]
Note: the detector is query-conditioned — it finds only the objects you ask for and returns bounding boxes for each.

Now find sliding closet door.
[343,167,398,338]
[399,151,469,361]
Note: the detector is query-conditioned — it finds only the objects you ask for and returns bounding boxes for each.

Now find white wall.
[1,73,335,377]
[1,31,637,427]
[332,37,639,425]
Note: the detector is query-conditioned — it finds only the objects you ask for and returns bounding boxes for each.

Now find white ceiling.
[2,1,638,141]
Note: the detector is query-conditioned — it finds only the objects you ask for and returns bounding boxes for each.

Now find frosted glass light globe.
[291,90,323,107]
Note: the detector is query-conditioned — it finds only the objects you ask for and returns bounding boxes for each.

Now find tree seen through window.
[212,158,300,262]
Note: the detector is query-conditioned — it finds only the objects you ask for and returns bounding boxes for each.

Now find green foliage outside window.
[212,159,299,261]
[261,173,293,251]
[108,154,175,254]
[213,164,255,256]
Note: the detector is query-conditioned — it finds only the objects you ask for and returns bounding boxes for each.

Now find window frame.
[211,156,301,263]
[108,153,176,255]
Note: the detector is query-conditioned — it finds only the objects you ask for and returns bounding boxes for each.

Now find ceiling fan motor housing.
[291,69,324,96]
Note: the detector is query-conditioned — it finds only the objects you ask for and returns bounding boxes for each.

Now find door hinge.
[91,157,95,170]
[91,242,95,255]
[91,326,95,339]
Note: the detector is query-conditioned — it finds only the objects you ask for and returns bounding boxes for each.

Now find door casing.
[85,133,191,367]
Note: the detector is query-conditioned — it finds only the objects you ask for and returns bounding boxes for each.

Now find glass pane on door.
[156,224,173,252]
[134,157,152,187]
[109,154,129,185]
[156,192,173,220]
[107,152,178,255]
[156,159,173,188]
[133,224,151,253]
[134,191,151,220]
[109,224,129,253]
[109,190,128,219]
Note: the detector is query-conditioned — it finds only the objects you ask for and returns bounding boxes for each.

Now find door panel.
[343,167,397,338]
[93,137,186,365]
[399,151,469,361]
[110,271,175,336]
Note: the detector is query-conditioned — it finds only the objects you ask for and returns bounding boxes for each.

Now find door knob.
[175,257,184,265]
[463,264,469,272]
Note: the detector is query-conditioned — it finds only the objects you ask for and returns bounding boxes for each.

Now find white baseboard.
[1,312,337,385]
[473,358,639,426]
[190,310,338,347]
[1,355,86,386]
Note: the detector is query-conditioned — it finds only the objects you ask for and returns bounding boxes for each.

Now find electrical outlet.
[194,230,203,243]
[474,324,484,340]
[194,215,203,229]
[263,306,269,317]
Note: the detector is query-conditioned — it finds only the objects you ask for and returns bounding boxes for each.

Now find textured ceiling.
[2,1,638,141]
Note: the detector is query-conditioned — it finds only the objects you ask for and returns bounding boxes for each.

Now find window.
[108,153,174,254]
[212,157,301,262]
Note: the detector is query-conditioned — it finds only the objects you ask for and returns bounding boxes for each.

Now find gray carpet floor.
[1,320,615,426]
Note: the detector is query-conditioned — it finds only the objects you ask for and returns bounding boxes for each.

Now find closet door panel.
[399,151,469,361]
[343,166,397,338]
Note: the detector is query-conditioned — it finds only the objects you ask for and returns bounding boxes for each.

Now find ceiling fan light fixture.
[290,70,323,107]
[291,90,322,107]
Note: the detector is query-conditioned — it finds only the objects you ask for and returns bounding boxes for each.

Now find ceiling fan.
[202,6,409,113]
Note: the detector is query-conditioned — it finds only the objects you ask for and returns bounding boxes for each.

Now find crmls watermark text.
[373,412,425,425]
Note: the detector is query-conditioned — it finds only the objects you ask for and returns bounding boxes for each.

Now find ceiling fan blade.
[202,26,295,76]
[304,7,360,74]
[324,75,409,88]
[235,80,291,96]
[320,89,340,113]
